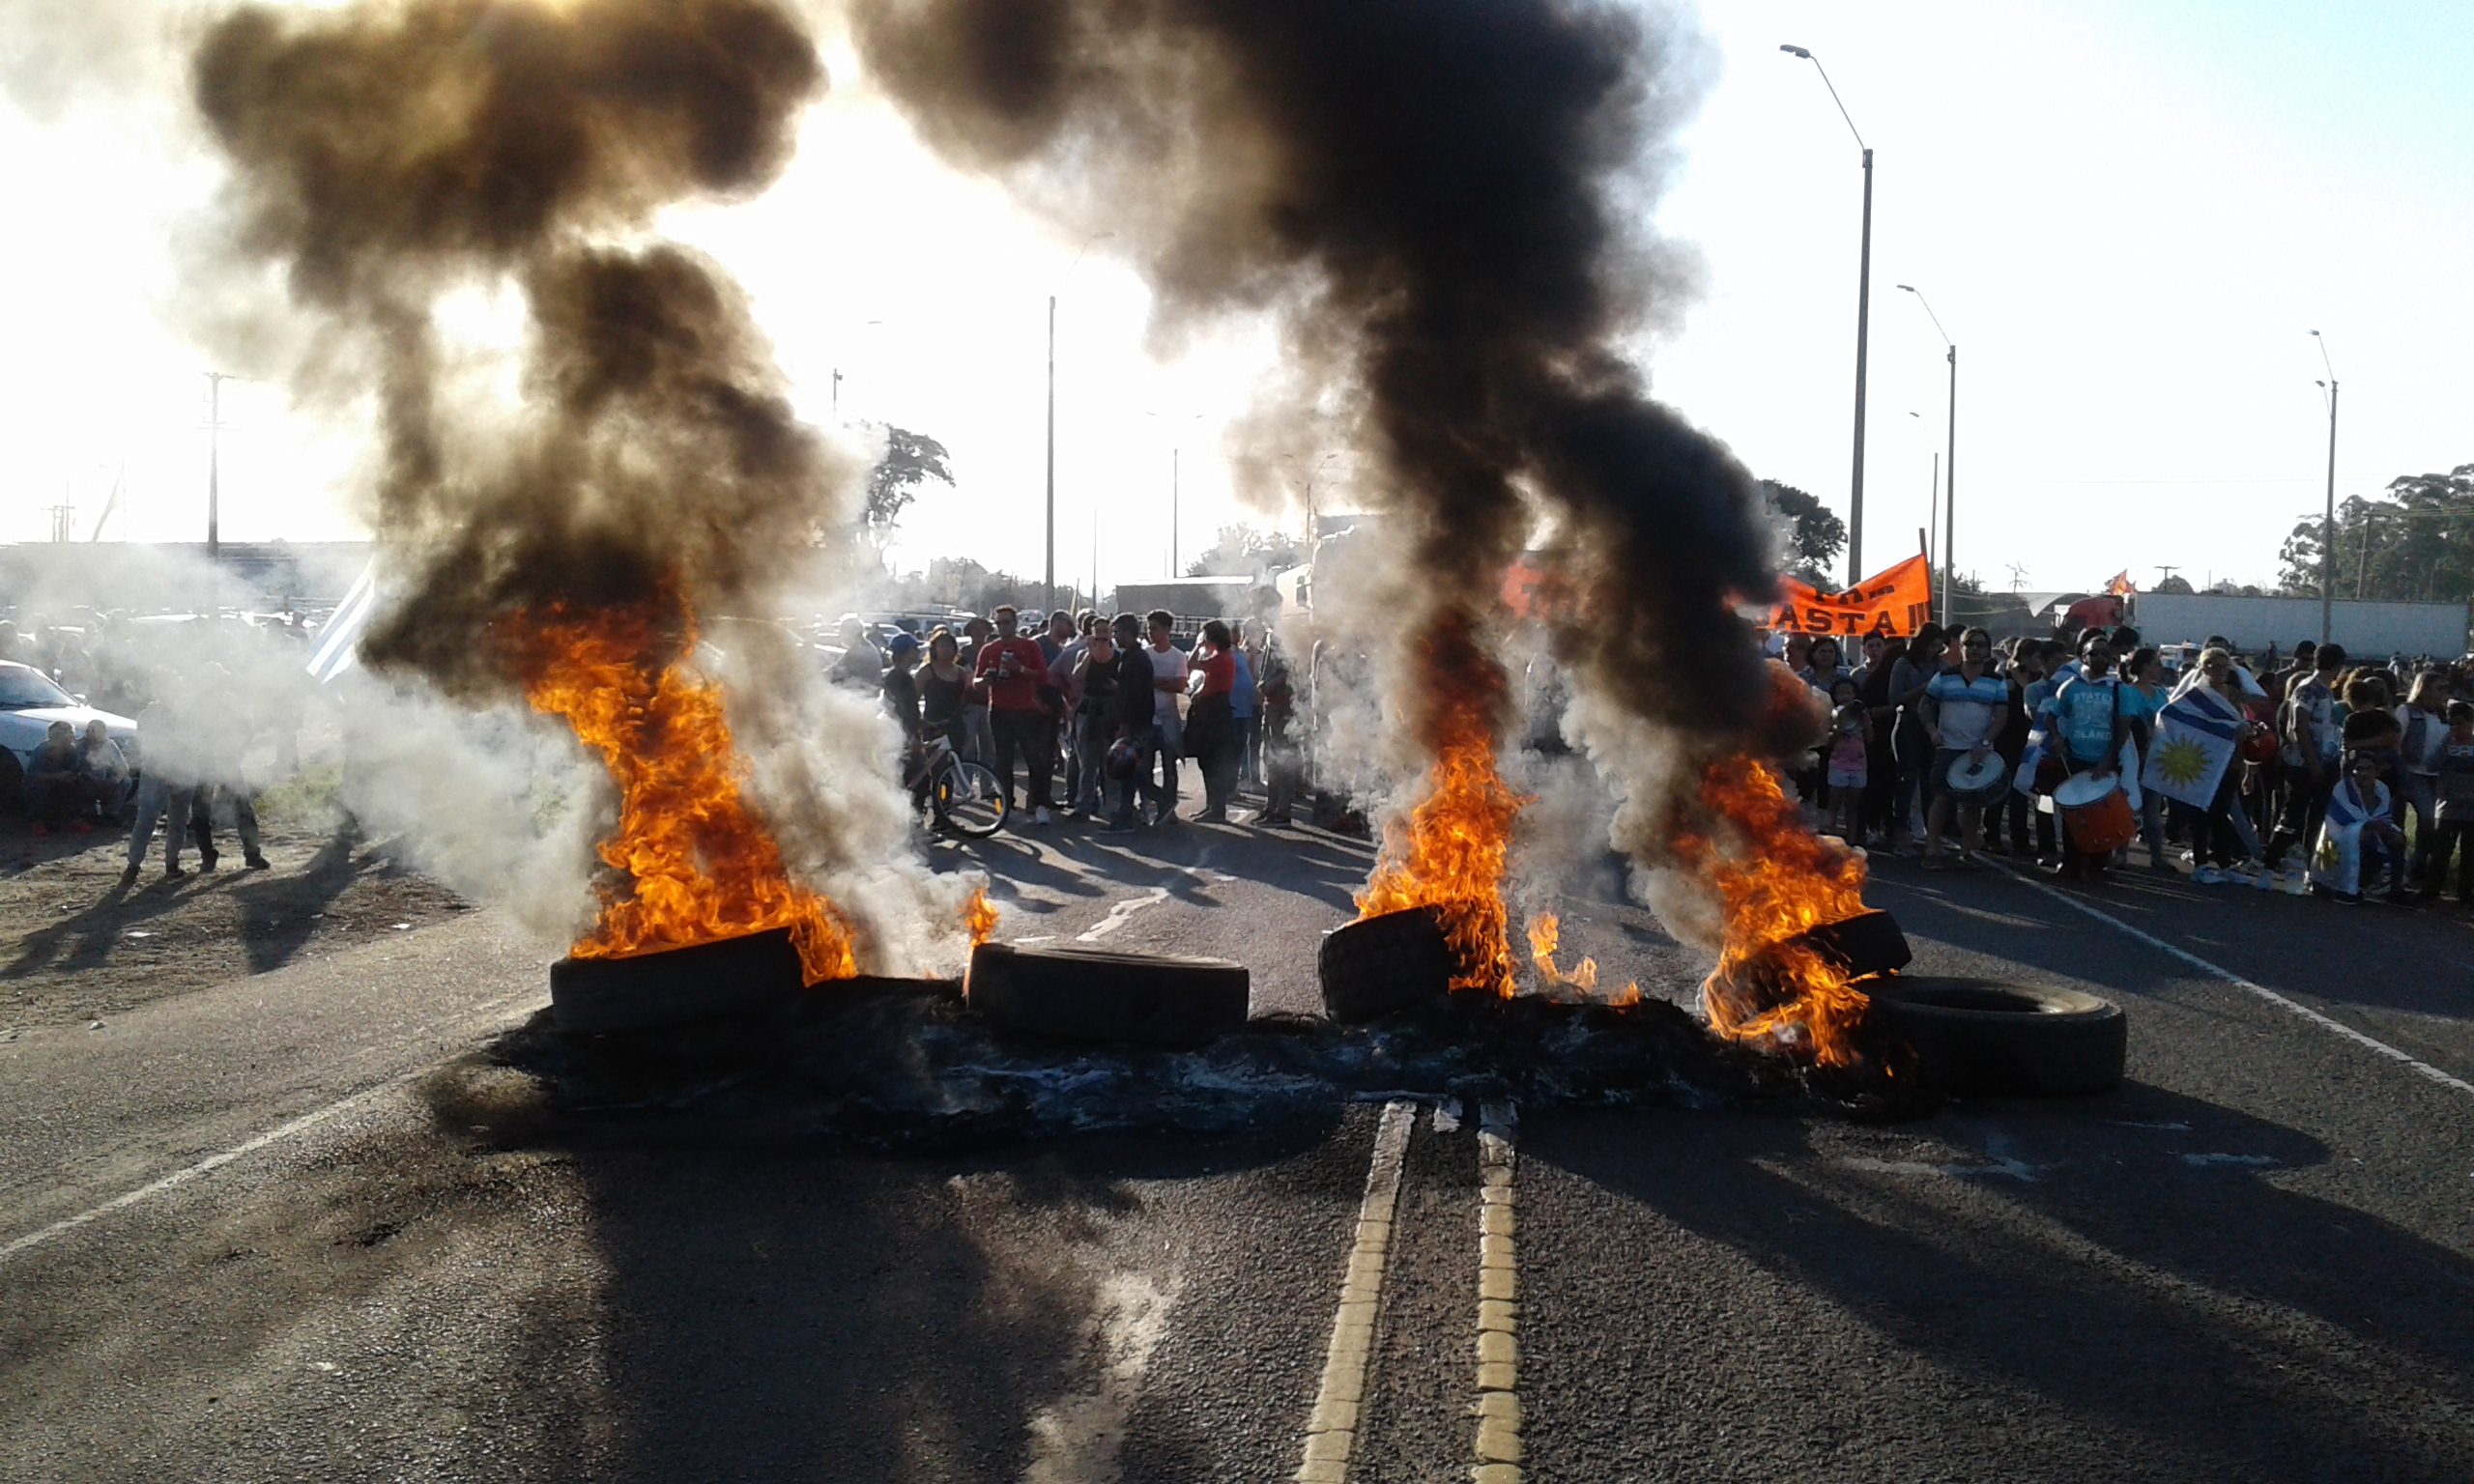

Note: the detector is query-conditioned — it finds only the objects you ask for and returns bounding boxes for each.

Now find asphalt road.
[4,805,2472,1482]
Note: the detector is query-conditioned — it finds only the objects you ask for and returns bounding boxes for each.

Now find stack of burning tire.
[1318,905,2126,1097]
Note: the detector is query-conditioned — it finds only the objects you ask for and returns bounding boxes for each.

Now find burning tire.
[1869,976,2126,1097]
[1318,906,1457,1023]
[965,941,1250,1045]
[549,928,806,1034]
[1794,909,1912,979]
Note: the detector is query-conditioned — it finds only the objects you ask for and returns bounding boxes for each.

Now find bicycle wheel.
[936,758,1009,838]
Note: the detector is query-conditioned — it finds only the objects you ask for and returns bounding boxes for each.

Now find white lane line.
[0,989,545,1265]
[1981,863,2474,1098]
[1293,1099,1416,1484]
[1,1074,409,1264]
[1471,1102,1522,1484]
[1077,888,1170,943]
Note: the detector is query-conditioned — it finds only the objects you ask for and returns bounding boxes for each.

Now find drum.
[1943,750,2009,805]
[2054,772,2137,854]
[2239,725,2280,764]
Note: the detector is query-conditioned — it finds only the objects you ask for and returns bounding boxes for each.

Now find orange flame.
[510,597,861,985]
[963,883,999,949]
[1526,911,1598,991]
[1354,609,1528,996]
[1673,752,1875,1066]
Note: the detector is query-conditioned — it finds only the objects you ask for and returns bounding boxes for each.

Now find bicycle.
[907,734,1008,839]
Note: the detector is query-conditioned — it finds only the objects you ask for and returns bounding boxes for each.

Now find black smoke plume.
[192,0,839,689]
[852,0,1782,748]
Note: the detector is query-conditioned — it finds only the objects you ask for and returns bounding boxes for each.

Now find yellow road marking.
[1293,1099,1416,1484]
[1471,1101,1522,1482]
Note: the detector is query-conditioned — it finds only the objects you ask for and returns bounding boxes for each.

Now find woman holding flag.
[2159,647,2263,885]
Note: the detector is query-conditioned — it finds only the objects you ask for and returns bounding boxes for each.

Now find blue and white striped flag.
[2139,683,2243,810]
[306,560,378,684]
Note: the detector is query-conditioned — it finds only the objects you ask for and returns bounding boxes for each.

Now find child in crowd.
[1826,701,1869,842]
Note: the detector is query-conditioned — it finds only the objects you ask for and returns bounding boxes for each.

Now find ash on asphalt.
[448,978,1921,1152]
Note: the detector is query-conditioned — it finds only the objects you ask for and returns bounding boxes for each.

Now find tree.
[2278,464,2474,602]
[862,425,954,555]
[1185,522,1304,579]
[2152,574,2196,594]
[1759,480,1846,585]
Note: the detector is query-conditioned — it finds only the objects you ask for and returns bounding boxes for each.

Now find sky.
[1,0,2468,603]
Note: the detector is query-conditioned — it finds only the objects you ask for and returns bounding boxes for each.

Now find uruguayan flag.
[2312,776,2390,897]
[306,560,378,684]
[2140,684,2243,811]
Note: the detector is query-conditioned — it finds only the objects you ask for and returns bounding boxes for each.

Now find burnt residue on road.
[429,980,1922,1153]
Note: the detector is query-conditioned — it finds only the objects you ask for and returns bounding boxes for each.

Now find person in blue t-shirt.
[2049,627,2129,880]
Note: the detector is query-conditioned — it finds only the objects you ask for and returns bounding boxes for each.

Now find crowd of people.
[3,614,298,881]
[1775,620,2474,906]
[843,602,1304,835]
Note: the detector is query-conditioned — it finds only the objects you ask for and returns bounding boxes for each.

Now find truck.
[2126,593,2468,659]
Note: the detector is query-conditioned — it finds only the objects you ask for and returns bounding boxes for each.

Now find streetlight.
[2311,329,2338,646]
[1898,284,1956,627]
[1782,43,1875,585]
[1047,232,1116,615]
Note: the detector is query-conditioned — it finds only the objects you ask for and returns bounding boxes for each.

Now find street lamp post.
[1899,285,1956,627]
[1047,234,1115,616]
[2311,330,2338,647]
[1783,44,1874,585]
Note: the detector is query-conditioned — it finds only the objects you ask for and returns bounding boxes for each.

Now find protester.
[958,614,996,764]
[1067,622,1124,819]
[2399,670,2449,890]
[827,616,882,691]
[2313,750,2405,904]
[1824,701,1868,842]
[2265,642,2346,884]
[76,720,129,825]
[21,721,91,835]
[2048,627,2128,881]
[1184,619,1242,823]
[1251,629,1302,827]
[121,699,200,882]
[2117,646,2174,876]
[2425,699,2474,905]
[1884,623,1945,854]
[880,632,923,746]
[1143,611,1188,825]
[1980,640,2039,858]
[1228,618,1259,791]
[1105,613,1165,833]
[1798,636,1850,693]
[2175,647,2264,885]
[973,605,1056,826]
[1856,635,1906,845]
[1051,613,1096,812]
[919,628,969,754]
[1918,628,2007,869]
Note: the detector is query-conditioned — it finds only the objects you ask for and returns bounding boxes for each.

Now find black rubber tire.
[1870,975,2126,1096]
[0,751,22,817]
[549,927,806,1034]
[1318,907,1457,1023]
[966,941,1250,1045]
[1793,909,1913,979]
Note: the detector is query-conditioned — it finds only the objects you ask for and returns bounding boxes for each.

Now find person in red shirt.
[974,605,1057,825]
[1185,618,1241,822]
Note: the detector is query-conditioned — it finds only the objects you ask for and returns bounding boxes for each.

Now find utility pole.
[1941,340,1956,628]
[204,370,233,561]
[2312,331,2338,646]
[1170,446,1180,576]
[830,367,843,421]
[1783,45,1875,585]
[1044,296,1056,615]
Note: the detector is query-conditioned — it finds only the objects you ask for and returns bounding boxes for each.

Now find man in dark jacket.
[1103,612,1160,833]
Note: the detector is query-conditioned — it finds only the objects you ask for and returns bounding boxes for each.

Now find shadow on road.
[419,1069,1336,1481]
[1525,1091,2474,1482]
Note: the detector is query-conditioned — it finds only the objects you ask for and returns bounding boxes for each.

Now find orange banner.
[1768,554,1935,638]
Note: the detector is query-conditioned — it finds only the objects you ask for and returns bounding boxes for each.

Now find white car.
[0,662,138,804]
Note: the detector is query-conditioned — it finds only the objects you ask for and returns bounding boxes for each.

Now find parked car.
[0,661,137,809]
